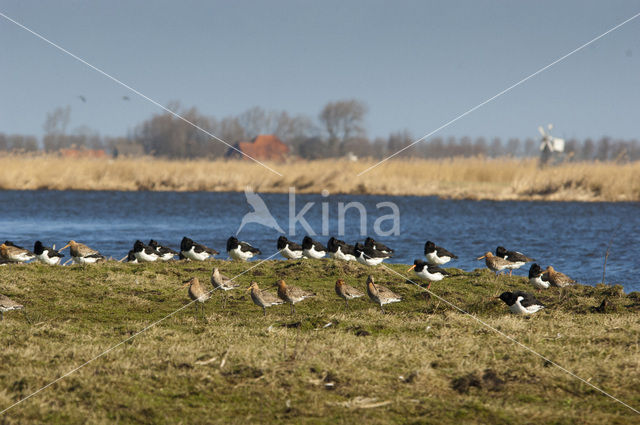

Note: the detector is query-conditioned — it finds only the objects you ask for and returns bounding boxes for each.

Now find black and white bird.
[407,259,450,289]
[327,237,356,261]
[33,241,64,265]
[424,241,457,266]
[119,250,138,263]
[276,236,304,260]
[354,243,390,266]
[528,263,550,291]
[132,240,160,262]
[495,246,534,276]
[226,236,261,261]
[148,240,178,261]
[499,291,545,315]
[302,236,326,259]
[180,237,219,261]
[364,237,394,256]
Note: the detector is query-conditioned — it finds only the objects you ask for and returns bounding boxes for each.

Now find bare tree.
[43,106,71,152]
[319,99,367,155]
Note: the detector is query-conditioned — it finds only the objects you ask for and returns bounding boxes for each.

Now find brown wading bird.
[59,240,105,265]
[183,277,211,320]
[477,252,514,279]
[365,275,401,313]
[0,242,35,263]
[211,267,240,308]
[335,279,364,310]
[0,294,25,321]
[277,279,316,314]
[544,265,576,287]
[247,281,284,316]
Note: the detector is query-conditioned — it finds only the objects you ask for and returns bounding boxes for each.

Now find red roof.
[230,135,289,161]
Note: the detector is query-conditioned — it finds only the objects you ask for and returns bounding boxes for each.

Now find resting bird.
[226,236,261,261]
[132,240,159,263]
[495,246,534,276]
[302,236,326,259]
[354,243,390,266]
[277,279,316,314]
[0,242,35,263]
[59,240,104,264]
[544,265,576,287]
[277,236,304,260]
[424,241,457,266]
[180,237,218,261]
[247,281,284,316]
[408,259,450,289]
[334,279,364,309]
[528,263,550,291]
[327,237,356,261]
[0,294,24,321]
[364,237,393,256]
[477,252,514,278]
[148,240,178,261]
[33,241,64,265]
[499,291,545,315]
[365,275,401,313]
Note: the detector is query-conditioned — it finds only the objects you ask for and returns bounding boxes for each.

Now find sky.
[1,0,639,143]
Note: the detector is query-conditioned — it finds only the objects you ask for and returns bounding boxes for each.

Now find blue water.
[1,190,638,291]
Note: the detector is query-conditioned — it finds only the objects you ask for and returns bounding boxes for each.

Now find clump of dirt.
[451,369,505,393]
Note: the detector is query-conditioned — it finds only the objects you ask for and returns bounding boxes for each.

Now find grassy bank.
[1,154,639,201]
[1,259,639,424]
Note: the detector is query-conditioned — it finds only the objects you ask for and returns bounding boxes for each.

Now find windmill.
[538,124,565,165]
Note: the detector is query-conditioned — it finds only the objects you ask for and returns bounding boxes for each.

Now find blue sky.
[1,1,639,142]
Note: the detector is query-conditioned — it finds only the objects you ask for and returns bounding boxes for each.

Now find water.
[1,190,638,292]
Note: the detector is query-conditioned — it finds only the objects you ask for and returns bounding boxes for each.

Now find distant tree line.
[1,99,639,162]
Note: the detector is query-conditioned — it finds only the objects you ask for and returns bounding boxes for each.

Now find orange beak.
[60,243,70,251]
[407,265,416,272]
[477,255,486,260]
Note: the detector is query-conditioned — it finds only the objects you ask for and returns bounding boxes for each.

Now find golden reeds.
[0,153,638,201]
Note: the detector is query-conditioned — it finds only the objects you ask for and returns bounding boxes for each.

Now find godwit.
[0,242,35,263]
[211,267,240,308]
[148,240,178,261]
[528,264,550,291]
[424,241,458,266]
[477,252,514,278]
[183,277,211,320]
[364,237,394,256]
[354,243,389,266]
[59,240,104,264]
[334,279,364,310]
[33,241,64,265]
[498,291,545,315]
[132,240,159,262]
[327,237,356,261]
[276,236,304,260]
[247,281,284,316]
[302,236,326,259]
[0,294,24,321]
[407,260,450,289]
[544,265,576,287]
[277,279,316,314]
[365,275,401,313]
[180,237,218,261]
[495,246,534,276]
[226,236,261,261]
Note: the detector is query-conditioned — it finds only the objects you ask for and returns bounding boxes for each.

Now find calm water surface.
[1,190,638,291]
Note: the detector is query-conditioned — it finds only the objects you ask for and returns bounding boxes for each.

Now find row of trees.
[2,99,640,162]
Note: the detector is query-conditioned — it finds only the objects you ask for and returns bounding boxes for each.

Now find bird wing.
[240,241,261,254]
[428,265,450,275]
[344,285,364,297]
[436,246,457,258]
[260,290,283,304]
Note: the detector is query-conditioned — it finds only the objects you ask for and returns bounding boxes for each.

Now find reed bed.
[1,154,639,201]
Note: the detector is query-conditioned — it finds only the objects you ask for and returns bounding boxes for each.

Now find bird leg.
[380,305,385,314]
[509,270,513,277]
[345,299,349,310]
[262,307,267,317]
[290,303,295,315]
[1,312,3,321]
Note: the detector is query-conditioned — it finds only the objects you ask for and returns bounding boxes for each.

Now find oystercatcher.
[364,237,394,256]
[148,240,178,261]
[334,279,364,310]
[327,237,356,261]
[276,236,304,260]
[277,279,316,314]
[407,259,450,289]
[33,241,64,265]
[180,237,218,261]
[119,250,138,263]
[365,275,401,313]
[544,265,576,287]
[132,240,160,262]
[247,281,284,316]
[302,236,326,259]
[528,263,550,291]
[354,243,389,266]
[59,240,105,264]
[0,242,35,263]
[495,246,534,276]
[226,236,261,261]
[498,291,545,315]
[424,241,457,265]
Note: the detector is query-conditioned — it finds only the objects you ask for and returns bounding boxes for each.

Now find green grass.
[1,260,639,424]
